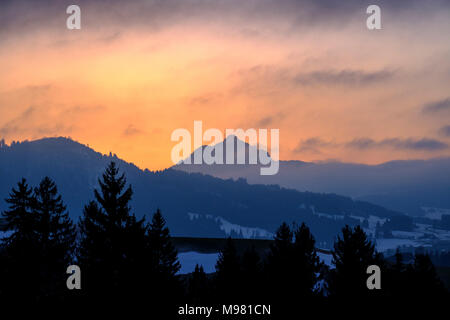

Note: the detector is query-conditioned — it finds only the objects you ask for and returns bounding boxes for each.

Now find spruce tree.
[0,179,37,300]
[78,162,149,300]
[33,177,77,298]
[215,237,240,300]
[242,245,261,278]
[0,177,76,301]
[188,264,209,303]
[265,222,322,300]
[34,177,76,262]
[147,209,182,303]
[148,209,181,277]
[241,245,262,301]
[2,178,36,246]
[329,225,379,297]
[270,222,293,259]
[385,249,407,296]
[409,254,446,297]
[293,223,322,296]
[266,222,294,298]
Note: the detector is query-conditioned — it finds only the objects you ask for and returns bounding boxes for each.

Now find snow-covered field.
[177,251,219,274]
[185,210,450,264]
[188,212,274,239]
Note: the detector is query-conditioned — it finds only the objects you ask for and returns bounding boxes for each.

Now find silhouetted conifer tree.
[2,178,36,245]
[384,249,408,297]
[215,237,240,300]
[384,251,447,303]
[0,177,76,302]
[33,177,77,299]
[265,222,294,299]
[148,208,182,302]
[407,254,446,298]
[329,225,380,298]
[0,179,37,301]
[265,222,322,301]
[293,223,322,296]
[149,209,181,276]
[78,162,150,302]
[241,245,263,301]
[188,264,209,303]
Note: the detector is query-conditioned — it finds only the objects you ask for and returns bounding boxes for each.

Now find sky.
[1,0,450,171]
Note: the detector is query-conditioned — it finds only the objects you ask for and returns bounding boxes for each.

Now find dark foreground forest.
[0,162,448,315]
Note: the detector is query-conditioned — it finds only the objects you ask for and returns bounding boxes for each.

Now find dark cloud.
[0,106,36,136]
[0,105,74,137]
[439,125,450,137]
[0,103,100,138]
[123,125,143,137]
[0,84,53,100]
[2,0,449,40]
[389,138,448,151]
[294,137,336,154]
[345,138,376,149]
[422,98,450,113]
[256,113,285,127]
[189,93,222,106]
[346,137,448,151]
[293,69,394,86]
[232,66,395,97]
[295,136,449,154]
[65,105,105,114]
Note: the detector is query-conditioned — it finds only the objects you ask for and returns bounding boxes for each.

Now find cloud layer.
[423,98,450,113]
[1,0,450,169]
[296,136,449,154]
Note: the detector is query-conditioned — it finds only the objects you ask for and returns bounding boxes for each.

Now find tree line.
[0,162,447,310]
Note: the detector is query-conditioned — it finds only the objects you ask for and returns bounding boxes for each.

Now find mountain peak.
[0,136,99,156]
[177,135,272,166]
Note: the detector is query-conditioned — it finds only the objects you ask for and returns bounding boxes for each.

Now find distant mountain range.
[175,136,450,216]
[0,137,404,245]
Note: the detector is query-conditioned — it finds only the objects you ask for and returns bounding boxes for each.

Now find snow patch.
[310,205,344,220]
[187,212,273,239]
[177,251,219,275]
[0,231,13,239]
[187,212,200,220]
[422,207,450,220]
[317,252,333,268]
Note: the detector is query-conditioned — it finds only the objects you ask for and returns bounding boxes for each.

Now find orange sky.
[1,0,450,171]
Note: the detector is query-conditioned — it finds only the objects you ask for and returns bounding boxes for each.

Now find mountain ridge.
[0,136,403,246]
[174,138,450,216]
